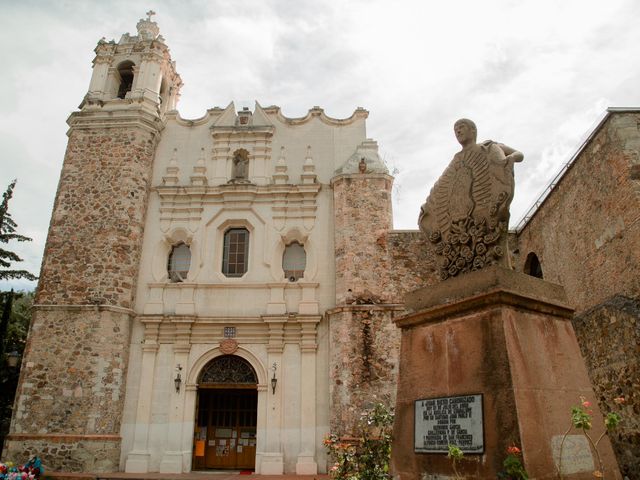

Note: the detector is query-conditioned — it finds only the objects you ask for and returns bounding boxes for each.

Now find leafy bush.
[324,402,394,480]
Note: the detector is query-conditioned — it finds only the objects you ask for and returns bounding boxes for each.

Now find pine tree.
[0,180,37,281]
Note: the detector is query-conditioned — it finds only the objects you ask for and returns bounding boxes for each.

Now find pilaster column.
[296,316,321,474]
[160,318,193,473]
[259,317,286,474]
[125,316,161,473]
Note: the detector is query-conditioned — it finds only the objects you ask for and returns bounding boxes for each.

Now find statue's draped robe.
[419,141,516,279]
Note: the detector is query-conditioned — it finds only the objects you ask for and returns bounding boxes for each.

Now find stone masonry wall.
[327,306,403,435]
[330,173,439,434]
[385,230,438,301]
[516,111,640,313]
[6,119,160,470]
[3,437,120,472]
[332,174,394,305]
[573,296,640,479]
[36,125,158,309]
[4,307,131,471]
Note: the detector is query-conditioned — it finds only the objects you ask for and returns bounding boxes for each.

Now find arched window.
[282,242,306,281]
[199,355,257,385]
[168,243,191,282]
[117,61,135,99]
[223,228,249,277]
[523,252,543,279]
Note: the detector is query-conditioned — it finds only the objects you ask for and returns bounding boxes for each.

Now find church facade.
[4,15,638,477]
[3,16,403,475]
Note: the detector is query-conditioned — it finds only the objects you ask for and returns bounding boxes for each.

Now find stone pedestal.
[392,267,621,480]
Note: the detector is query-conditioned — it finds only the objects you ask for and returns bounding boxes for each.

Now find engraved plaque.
[414,394,484,453]
[551,435,594,474]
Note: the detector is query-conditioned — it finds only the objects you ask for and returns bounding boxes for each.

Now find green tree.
[0,179,37,282]
[0,179,36,452]
[0,290,33,452]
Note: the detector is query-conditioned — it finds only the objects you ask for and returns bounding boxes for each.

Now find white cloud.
[1,0,639,290]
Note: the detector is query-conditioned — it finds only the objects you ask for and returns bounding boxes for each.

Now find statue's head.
[454,118,477,146]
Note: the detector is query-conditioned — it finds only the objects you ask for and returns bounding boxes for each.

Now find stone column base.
[256,452,284,474]
[159,451,186,473]
[125,451,151,473]
[392,266,621,480]
[296,454,318,474]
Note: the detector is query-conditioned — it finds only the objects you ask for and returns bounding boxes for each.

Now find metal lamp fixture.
[270,362,277,394]
[174,364,183,393]
[6,351,20,369]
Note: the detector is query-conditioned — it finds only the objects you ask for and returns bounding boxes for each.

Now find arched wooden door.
[193,355,258,470]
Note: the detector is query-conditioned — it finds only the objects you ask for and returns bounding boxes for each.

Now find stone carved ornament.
[419,119,523,280]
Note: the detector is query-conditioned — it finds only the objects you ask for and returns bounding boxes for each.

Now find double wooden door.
[193,388,257,470]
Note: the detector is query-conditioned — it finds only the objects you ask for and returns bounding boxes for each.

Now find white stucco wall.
[120,102,374,474]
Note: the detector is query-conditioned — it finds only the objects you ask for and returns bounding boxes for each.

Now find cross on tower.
[146,10,156,21]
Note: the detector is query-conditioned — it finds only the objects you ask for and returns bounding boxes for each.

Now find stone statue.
[230,149,250,182]
[419,119,523,280]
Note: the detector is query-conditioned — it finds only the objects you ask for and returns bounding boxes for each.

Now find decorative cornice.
[263,105,369,127]
[67,107,164,136]
[330,172,394,187]
[32,304,135,315]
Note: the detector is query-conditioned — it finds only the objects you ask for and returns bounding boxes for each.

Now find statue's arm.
[497,143,524,163]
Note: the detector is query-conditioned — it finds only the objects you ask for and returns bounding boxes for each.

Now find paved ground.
[46,472,329,480]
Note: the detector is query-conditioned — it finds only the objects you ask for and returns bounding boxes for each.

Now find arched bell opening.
[192,355,258,471]
[116,61,135,99]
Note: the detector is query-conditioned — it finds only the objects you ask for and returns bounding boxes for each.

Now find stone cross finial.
[146,10,156,21]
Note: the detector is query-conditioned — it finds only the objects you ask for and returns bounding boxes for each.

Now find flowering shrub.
[557,396,624,480]
[497,445,528,480]
[324,402,394,480]
[0,457,43,480]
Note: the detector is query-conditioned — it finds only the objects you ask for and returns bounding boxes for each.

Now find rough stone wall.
[515,111,640,313]
[332,174,394,305]
[3,437,120,472]
[4,307,131,470]
[330,173,440,434]
[327,306,403,435]
[573,296,640,479]
[36,126,158,309]
[5,120,159,470]
[385,230,438,301]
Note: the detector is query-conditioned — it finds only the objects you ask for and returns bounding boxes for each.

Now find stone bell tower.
[3,13,181,471]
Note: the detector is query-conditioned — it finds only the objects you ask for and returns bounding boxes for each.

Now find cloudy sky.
[1,0,639,291]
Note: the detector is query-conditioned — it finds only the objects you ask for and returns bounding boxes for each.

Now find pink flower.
[581,399,591,408]
[613,397,625,405]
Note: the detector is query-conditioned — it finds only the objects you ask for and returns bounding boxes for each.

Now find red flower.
[507,445,521,455]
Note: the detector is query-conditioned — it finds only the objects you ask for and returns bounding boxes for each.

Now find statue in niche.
[229,149,250,184]
[419,119,523,280]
